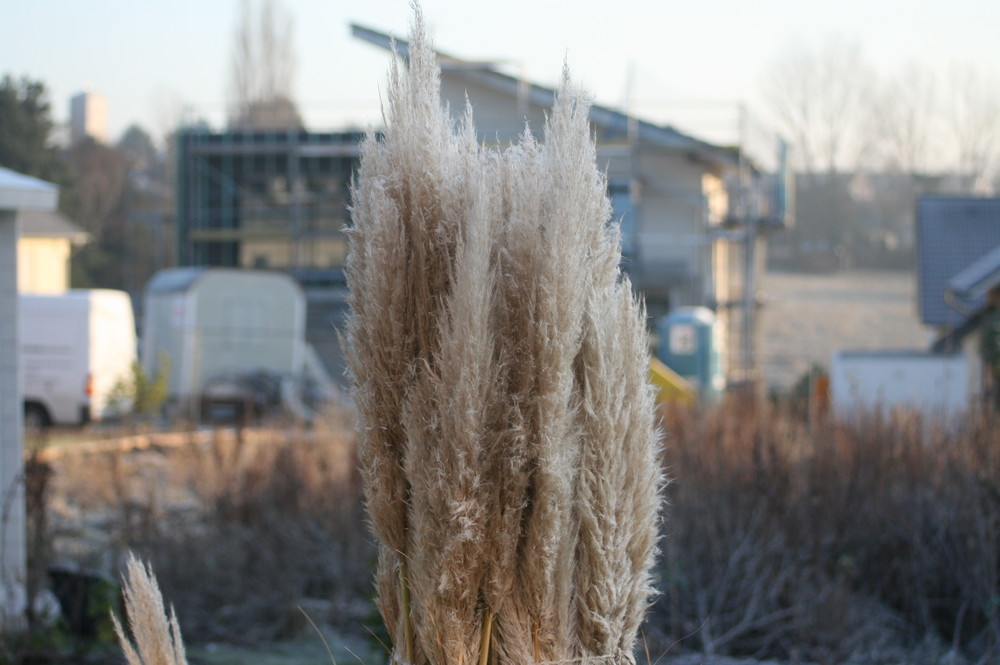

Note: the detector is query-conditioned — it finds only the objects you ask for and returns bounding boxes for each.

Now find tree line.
[762,39,1000,270]
[0,1,302,293]
[0,74,174,294]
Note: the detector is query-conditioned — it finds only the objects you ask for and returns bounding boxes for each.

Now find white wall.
[17,236,71,293]
[962,332,984,405]
[831,350,969,422]
[435,71,742,375]
[440,77,548,142]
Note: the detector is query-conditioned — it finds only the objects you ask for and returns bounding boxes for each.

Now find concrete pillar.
[0,210,26,622]
[0,167,58,630]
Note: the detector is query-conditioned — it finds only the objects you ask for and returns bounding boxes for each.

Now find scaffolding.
[175,128,362,270]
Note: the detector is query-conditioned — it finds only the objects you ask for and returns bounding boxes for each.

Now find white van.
[20,290,137,427]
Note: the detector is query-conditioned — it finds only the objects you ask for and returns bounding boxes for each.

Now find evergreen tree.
[0,74,69,184]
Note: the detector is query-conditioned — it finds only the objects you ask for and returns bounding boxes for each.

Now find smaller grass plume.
[112,553,189,665]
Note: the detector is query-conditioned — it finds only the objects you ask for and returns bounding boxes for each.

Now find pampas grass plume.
[112,553,188,665]
[346,5,664,665]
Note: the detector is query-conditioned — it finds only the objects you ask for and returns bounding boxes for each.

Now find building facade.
[352,24,787,384]
[921,196,1000,408]
[174,28,787,387]
[69,91,108,144]
[175,129,360,272]
[16,209,89,293]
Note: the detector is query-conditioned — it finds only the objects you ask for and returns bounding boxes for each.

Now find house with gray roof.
[918,196,1000,406]
[917,196,1000,328]
[16,207,89,293]
[351,23,789,385]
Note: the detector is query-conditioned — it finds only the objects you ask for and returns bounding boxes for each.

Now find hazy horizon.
[3,0,999,156]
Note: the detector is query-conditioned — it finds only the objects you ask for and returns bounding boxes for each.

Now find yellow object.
[649,356,696,404]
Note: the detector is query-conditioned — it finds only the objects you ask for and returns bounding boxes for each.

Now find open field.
[759,269,929,391]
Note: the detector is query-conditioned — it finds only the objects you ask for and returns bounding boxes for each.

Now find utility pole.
[739,104,759,390]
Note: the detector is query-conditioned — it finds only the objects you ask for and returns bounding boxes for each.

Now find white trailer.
[20,290,137,427]
[141,268,307,410]
[830,350,969,422]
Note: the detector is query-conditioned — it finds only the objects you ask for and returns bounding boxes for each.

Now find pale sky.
[2,0,999,149]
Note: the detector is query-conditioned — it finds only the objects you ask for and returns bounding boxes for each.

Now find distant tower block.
[70,91,108,143]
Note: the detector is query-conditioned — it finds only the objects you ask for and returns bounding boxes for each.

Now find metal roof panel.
[917,196,1000,326]
[947,241,1000,300]
[349,23,739,170]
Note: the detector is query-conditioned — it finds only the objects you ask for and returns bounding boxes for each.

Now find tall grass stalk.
[112,553,189,665]
[346,6,663,665]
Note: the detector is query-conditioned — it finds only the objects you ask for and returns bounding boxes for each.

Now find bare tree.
[762,37,877,181]
[877,62,940,175]
[854,62,941,249]
[228,0,303,129]
[946,64,1000,193]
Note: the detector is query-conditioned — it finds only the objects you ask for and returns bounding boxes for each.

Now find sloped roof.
[146,267,304,296]
[350,23,739,171]
[0,166,59,210]
[146,266,209,294]
[917,196,1000,327]
[16,208,89,243]
[947,242,1000,301]
[930,244,1000,352]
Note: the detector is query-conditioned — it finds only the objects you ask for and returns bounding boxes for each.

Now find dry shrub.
[650,401,1000,665]
[47,410,371,643]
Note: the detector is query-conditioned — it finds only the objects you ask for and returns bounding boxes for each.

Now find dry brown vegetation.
[43,413,371,645]
[26,399,1000,665]
[649,401,1000,665]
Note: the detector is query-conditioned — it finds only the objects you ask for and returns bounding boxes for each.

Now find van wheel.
[24,404,51,432]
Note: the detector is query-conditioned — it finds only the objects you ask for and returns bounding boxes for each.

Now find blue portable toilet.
[657,307,724,401]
